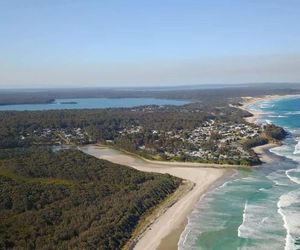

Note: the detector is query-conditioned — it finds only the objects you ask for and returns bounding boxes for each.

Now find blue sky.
[1,0,300,88]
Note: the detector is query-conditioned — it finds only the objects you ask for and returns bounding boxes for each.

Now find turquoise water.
[0,98,189,111]
[179,96,300,250]
[252,96,300,129]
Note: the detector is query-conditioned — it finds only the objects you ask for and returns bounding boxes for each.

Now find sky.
[1,0,300,88]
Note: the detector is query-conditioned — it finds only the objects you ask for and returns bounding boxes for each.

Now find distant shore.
[241,94,296,108]
[81,145,234,250]
[241,95,286,123]
[241,94,298,163]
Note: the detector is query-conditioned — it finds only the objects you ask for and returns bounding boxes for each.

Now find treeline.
[1,84,300,105]
[0,93,54,105]
[0,147,181,249]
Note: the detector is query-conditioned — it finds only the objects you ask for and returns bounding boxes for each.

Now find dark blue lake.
[0,98,190,111]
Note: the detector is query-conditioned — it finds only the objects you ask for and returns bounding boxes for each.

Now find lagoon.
[0,98,189,111]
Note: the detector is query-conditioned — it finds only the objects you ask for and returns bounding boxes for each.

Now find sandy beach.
[251,143,279,164]
[241,94,300,123]
[81,145,232,250]
[77,94,293,250]
[241,95,285,123]
[241,94,297,163]
[241,95,280,162]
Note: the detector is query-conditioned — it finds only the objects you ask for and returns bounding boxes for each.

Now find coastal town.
[19,127,92,145]
[17,117,267,165]
[117,119,264,164]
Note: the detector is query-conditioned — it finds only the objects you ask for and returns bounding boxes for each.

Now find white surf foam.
[259,103,274,109]
[293,139,300,155]
[277,190,300,250]
[285,111,300,115]
[238,202,284,243]
[214,171,239,190]
[270,141,300,163]
[277,205,294,250]
[270,145,291,157]
[286,169,300,185]
[267,170,290,186]
[260,216,268,224]
[238,200,248,238]
[179,228,191,248]
[265,119,273,124]
[178,177,237,250]
[268,115,287,118]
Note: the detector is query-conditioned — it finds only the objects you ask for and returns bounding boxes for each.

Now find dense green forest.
[0,103,249,149]
[0,147,180,249]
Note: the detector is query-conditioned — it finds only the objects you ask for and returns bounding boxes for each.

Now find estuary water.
[0,98,189,111]
[179,96,300,250]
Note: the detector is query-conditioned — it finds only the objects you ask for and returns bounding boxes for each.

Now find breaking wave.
[277,190,300,250]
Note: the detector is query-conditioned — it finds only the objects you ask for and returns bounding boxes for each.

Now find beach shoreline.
[241,94,300,122]
[241,94,297,164]
[157,170,234,250]
[241,95,279,164]
[78,94,294,250]
[81,145,234,250]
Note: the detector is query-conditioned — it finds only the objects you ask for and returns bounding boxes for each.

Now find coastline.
[157,170,233,250]
[78,94,294,250]
[239,94,300,249]
[241,94,296,163]
[81,145,234,250]
[141,94,293,249]
[241,94,300,122]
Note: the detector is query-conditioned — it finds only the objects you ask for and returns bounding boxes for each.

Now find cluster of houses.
[18,117,263,163]
[118,120,263,163]
[119,126,143,134]
[19,128,91,145]
[184,120,261,145]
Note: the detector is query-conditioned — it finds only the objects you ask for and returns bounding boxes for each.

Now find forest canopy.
[0,147,181,249]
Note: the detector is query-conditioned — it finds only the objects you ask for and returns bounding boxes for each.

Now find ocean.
[0,98,189,111]
[179,96,300,250]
